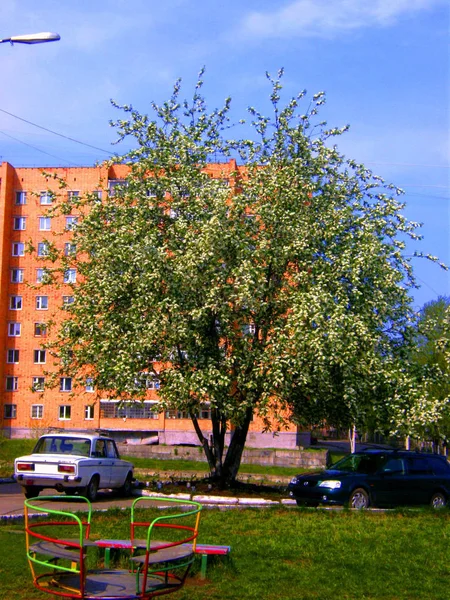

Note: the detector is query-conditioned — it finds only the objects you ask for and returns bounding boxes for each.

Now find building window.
[39,216,51,231]
[145,376,161,390]
[36,296,48,310]
[7,349,19,364]
[60,377,72,392]
[4,404,17,419]
[34,349,46,364]
[36,268,51,284]
[62,296,74,306]
[199,406,211,420]
[13,216,26,230]
[9,296,22,310]
[67,191,79,200]
[93,190,102,200]
[165,409,190,419]
[85,378,94,392]
[31,404,44,419]
[65,216,78,230]
[12,242,25,257]
[11,268,24,283]
[37,242,49,257]
[40,192,53,205]
[64,269,77,284]
[34,322,47,337]
[6,376,18,392]
[100,401,159,419]
[242,323,256,336]
[15,191,26,205]
[84,405,95,420]
[64,242,76,256]
[32,377,45,392]
[108,180,128,196]
[58,405,71,420]
[8,322,21,337]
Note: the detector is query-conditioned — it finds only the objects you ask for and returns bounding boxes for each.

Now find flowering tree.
[44,70,437,484]
[386,298,450,450]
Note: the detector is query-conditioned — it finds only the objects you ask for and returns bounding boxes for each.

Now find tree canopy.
[42,70,443,483]
[385,297,450,448]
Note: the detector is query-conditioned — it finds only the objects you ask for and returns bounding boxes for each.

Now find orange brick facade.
[0,161,303,449]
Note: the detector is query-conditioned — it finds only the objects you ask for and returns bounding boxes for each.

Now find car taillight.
[58,464,75,474]
[17,462,35,472]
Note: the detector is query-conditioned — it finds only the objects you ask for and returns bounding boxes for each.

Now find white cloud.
[238,0,445,39]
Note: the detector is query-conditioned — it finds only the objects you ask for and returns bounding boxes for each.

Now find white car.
[14,432,134,501]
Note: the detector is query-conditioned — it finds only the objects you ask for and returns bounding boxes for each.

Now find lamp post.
[0,32,60,45]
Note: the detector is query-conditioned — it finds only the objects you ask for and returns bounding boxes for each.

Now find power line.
[0,130,82,166]
[0,106,115,156]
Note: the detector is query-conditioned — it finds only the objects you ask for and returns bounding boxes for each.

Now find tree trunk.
[349,424,357,454]
[221,406,253,487]
[192,405,253,488]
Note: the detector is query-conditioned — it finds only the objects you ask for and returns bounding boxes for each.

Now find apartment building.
[0,160,303,448]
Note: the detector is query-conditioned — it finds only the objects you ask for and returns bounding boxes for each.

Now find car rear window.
[427,457,450,475]
[33,436,91,456]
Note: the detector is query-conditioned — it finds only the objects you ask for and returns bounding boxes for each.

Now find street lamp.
[0,32,60,45]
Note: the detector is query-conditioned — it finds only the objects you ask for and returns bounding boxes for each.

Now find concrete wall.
[118,443,327,469]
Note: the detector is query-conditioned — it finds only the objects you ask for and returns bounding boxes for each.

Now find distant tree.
[42,70,441,483]
[387,298,450,449]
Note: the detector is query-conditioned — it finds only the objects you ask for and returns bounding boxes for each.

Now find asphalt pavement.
[0,480,296,519]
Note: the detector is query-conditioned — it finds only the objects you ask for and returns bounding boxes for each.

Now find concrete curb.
[136,489,297,507]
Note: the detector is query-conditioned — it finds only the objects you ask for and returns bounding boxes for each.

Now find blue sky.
[1,0,448,309]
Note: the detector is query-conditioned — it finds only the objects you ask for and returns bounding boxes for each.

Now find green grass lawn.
[0,438,308,480]
[1,507,449,599]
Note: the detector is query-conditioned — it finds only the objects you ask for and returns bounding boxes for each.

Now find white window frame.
[31,404,44,419]
[11,268,24,283]
[7,349,19,364]
[34,349,46,364]
[84,405,95,420]
[62,296,74,306]
[13,216,26,231]
[32,377,45,392]
[34,322,47,337]
[40,192,53,205]
[6,376,18,392]
[15,191,27,205]
[37,242,49,257]
[85,378,94,392]
[4,404,17,419]
[39,216,51,231]
[64,242,76,256]
[60,377,72,392]
[65,216,78,230]
[58,405,71,420]
[36,296,48,310]
[64,269,77,284]
[9,295,22,310]
[8,322,21,337]
[12,242,25,257]
[36,268,49,283]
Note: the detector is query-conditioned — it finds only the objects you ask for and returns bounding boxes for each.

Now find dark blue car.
[288,450,450,509]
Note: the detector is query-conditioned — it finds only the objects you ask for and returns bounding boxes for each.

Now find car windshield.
[331,453,387,474]
[33,436,91,457]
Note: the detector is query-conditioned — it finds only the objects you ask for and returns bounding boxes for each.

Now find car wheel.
[119,473,133,497]
[24,486,41,499]
[349,488,370,509]
[82,476,99,502]
[430,492,447,509]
